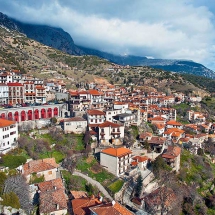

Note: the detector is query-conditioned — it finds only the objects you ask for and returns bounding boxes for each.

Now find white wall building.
[100,147,132,177]
[0,84,8,104]
[64,117,87,134]
[98,121,124,146]
[0,118,18,154]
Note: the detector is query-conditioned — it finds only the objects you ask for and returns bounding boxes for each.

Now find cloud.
[1,0,215,69]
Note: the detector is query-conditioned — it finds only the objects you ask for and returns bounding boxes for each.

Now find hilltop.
[1,11,215,79]
[0,25,212,96]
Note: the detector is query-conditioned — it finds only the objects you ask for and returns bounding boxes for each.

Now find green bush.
[1,192,20,209]
[2,155,27,169]
[108,180,124,194]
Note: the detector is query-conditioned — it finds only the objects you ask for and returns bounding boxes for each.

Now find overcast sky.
[1,0,215,70]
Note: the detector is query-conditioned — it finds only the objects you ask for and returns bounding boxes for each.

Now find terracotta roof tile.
[23,158,59,176]
[89,201,134,215]
[166,120,182,126]
[101,147,132,157]
[98,121,120,128]
[0,118,16,128]
[132,156,149,162]
[162,146,181,159]
[87,110,105,116]
[39,178,67,214]
[72,197,102,215]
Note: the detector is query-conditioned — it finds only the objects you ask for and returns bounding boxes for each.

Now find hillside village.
[1,65,215,215]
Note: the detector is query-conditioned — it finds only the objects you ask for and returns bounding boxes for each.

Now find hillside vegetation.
[0,26,212,96]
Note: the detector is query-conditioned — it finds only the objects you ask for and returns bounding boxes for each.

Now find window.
[48,171,52,175]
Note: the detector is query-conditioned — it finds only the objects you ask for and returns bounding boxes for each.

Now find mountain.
[1,11,215,79]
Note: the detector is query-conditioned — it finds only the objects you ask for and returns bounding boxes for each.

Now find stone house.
[162,146,181,172]
[22,158,59,183]
[38,178,68,215]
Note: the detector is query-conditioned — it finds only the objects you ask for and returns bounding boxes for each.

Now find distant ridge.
[0,11,215,79]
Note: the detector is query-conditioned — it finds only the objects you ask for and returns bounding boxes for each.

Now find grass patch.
[39,150,65,163]
[2,155,27,169]
[108,180,124,194]
[61,170,87,191]
[76,157,116,185]
[75,134,85,151]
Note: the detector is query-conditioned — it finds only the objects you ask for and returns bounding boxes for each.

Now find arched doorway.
[8,112,13,120]
[54,107,58,116]
[47,108,52,118]
[28,110,33,120]
[1,113,6,119]
[21,111,26,121]
[41,109,46,119]
[14,111,19,122]
[34,109,39,120]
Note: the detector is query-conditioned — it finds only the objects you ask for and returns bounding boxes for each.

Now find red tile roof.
[23,158,59,176]
[72,197,102,215]
[64,117,86,122]
[162,146,181,159]
[166,120,182,126]
[7,83,23,86]
[98,121,120,128]
[89,201,134,215]
[132,156,149,162]
[39,178,68,214]
[87,110,105,116]
[139,132,152,139]
[0,118,16,128]
[88,89,104,96]
[101,147,132,157]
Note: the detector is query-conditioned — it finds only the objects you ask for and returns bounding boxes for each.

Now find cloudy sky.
[1,0,215,69]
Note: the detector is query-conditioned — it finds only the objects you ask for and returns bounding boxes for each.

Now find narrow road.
[73,171,113,201]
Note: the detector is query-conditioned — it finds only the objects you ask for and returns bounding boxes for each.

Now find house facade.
[100,147,132,177]
[0,84,8,105]
[162,146,181,172]
[98,121,124,146]
[0,118,18,154]
[22,158,59,183]
[63,117,87,134]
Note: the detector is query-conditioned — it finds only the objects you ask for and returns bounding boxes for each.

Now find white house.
[0,84,8,105]
[0,118,18,154]
[131,156,149,170]
[105,109,123,122]
[166,120,183,129]
[100,147,132,177]
[87,109,105,128]
[98,121,124,146]
[115,113,136,127]
[113,101,129,110]
[64,117,87,134]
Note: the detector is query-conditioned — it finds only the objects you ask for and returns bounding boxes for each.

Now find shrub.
[2,155,27,169]
[1,192,20,209]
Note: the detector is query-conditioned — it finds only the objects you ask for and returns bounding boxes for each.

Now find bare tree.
[62,156,77,174]
[3,174,34,214]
